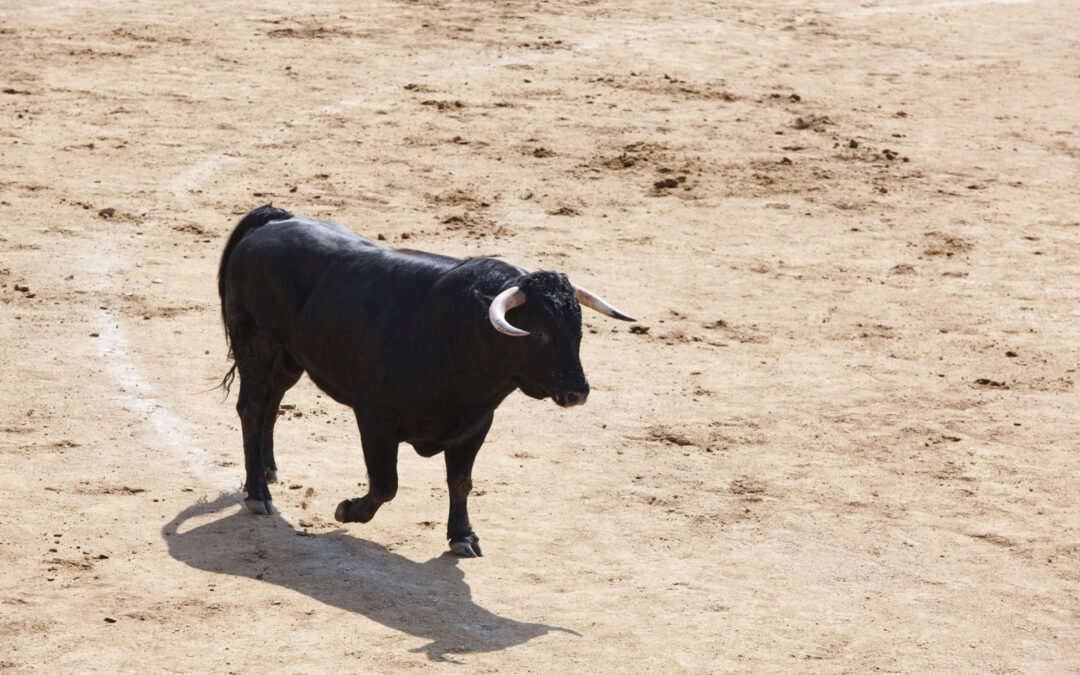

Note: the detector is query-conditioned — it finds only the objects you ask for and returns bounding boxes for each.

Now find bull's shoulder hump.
[454,256,529,280]
[386,248,462,268]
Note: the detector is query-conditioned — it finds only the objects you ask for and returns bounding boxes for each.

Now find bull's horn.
[573,284,636,322]
[489,286,530,336]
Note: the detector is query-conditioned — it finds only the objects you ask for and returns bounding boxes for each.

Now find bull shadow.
[162,494,576,662]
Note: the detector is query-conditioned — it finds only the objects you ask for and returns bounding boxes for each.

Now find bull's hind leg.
[259,352,303,484]
[233,328,301,515]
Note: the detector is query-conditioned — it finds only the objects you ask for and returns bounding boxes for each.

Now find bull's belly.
[409,442,444,457]
[304,369,356,408]
[396,407,495,453]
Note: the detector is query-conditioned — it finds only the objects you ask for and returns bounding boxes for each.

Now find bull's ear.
[473,289,494,308]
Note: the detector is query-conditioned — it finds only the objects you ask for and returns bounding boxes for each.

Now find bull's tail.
[218,204,292,394]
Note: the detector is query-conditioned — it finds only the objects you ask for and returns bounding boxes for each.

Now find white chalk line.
[90,303,231,488]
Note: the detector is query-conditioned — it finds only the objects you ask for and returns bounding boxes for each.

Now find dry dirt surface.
[2,0,1079,671]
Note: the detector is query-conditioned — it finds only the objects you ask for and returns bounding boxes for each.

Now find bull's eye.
[533,330,551,344]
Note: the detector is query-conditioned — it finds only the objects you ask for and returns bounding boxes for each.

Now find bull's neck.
[421,306,519,402]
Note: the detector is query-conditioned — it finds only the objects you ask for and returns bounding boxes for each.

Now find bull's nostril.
[565,390,588,407]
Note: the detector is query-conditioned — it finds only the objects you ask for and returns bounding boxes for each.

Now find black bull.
[218,206,634,557]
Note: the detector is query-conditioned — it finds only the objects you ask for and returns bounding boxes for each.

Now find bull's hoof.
[244,498,277,516]
[265,468,278,483]
[449,533,482,558]
[335,497,379,523]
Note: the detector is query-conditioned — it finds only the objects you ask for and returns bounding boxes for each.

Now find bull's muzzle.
[555,388,589,408]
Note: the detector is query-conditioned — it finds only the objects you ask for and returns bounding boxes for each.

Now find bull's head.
[480,271,635,408]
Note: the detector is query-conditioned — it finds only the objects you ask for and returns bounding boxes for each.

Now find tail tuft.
[219,363,238,397]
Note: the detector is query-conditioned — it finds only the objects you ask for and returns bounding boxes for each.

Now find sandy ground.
[2,0,1079,671]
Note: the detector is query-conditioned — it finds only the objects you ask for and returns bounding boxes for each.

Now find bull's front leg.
[444,418,491,558]
[335,426,399,524]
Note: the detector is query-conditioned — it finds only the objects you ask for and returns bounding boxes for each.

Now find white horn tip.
[573,283,635,322]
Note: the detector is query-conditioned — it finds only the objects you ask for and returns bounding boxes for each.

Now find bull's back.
[224,214,462,397]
